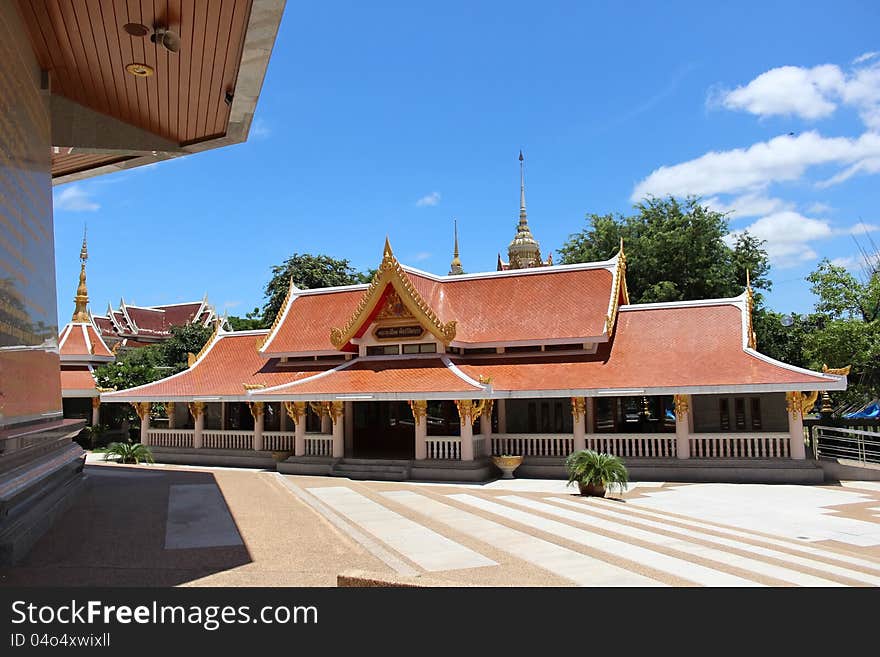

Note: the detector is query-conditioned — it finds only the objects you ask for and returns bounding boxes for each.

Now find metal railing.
[813,425,880,466]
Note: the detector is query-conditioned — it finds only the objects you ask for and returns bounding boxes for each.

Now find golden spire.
[72,226,90,322]
[449,218,464,275]
[506,150,546,269]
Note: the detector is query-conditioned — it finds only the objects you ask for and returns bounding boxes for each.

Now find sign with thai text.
[374,325,424,340]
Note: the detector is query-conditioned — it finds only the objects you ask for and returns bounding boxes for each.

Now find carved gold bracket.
[327,401,344,422]
[283,401,307,424]
[248,401,264,420]
[91,397,101,409]
[785,391,819,417]
[571,397,587,422]
[673,394,690,421]
[454,399,486,425]
[187,401,206,420]
[408,400,427,423]
[130,401,151,420]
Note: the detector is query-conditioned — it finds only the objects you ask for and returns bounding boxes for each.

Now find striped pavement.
[303,483,880,587]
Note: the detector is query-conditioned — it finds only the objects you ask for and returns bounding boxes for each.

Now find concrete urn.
[492,455,523,479]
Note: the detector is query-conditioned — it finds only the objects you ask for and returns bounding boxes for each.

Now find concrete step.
[332,459,411,481]
[339,458,411,467]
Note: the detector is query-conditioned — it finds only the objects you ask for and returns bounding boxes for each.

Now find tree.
[158,322,216,375]
[260,253,372,325]
[559,196,770,303]
[228,307,267,331]
[800,259,880,406]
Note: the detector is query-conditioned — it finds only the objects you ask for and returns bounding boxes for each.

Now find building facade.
[104,238,847,483]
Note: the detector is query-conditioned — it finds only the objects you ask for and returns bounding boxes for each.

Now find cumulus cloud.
[806,201,834,215]
[705,193,793,219]
[632,131,880,200]
[853,52,879,65]
[728,211,833,267]
[416,192,441,207]
[711,58,880,129]
[53,185,100,212]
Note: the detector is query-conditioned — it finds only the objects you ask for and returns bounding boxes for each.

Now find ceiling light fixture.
[123,22,150,37]
[125,63,154,78]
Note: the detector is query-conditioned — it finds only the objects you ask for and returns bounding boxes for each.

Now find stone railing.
[492,434,575,458]
[425,436,461,460]
[202,431,254,450]
[147,429,193,448]
[263,431,295,452]
[586,433,677,458]
[689,432,790,458]
[305,434,333,457]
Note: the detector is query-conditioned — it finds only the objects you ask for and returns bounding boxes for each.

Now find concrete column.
[330,401,344,458]
[572,397,586,452]
[497,399,507,433]
[674,394,690,459]
[190,402,205,449]
[252,402,264,452]
[136,402,150,446]
[321,413,332,434]
[786,392,806,460]
[220,402,227,430]
[410,401,428,460]
[91,398,100,427]
[166,402,176,429]
[460,417,474,461]
[294,410,307,457]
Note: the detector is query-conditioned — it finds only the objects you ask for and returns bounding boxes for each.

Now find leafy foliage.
[260,253,373,326]
[227,307,267,331]
[565,450,629,493]
[100,441,155,464]
[558,196,771,303]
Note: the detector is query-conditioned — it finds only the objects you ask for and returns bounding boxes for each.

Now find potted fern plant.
[100,441,155,465]
[565,449,628,497]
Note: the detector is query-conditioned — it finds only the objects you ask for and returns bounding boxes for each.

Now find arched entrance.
[352,401,414,459]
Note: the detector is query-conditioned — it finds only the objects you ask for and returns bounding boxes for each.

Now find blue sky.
[53,1,879,324]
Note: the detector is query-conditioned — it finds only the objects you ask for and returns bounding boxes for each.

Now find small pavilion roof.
[58,321,114,362]
[60,366,100,397]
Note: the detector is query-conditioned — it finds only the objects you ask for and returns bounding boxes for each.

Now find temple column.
[189,402,205,449]
[329,401,344,458]
[786,392,806,460]
[91,397,101,427]
[497,399,507,434]
[455,400,477,461]
[132,402,151,445]
[674,394,690,459]
[571,397,586,452]
[166,402,176,429]
[284,402,307,456]
[321,412,332,435]
[220,402,227,430]
[280,405,289,432]
[480,400,494,457]
[250,402,264,452]
[409,400,428,460]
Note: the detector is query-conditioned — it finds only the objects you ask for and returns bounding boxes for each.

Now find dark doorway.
[352,401,414,459]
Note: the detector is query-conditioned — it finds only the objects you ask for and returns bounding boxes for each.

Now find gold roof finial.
[449,218,464,275]
[519,149,527,223]
[383,235,393,259]
[72,226,90,322]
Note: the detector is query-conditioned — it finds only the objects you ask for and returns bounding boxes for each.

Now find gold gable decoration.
[260,276,296,351]
[785,391,819,417]
[744,270,757,350]
[604,239,629,335]
[822,364,851,376]
[329,238,457,349]
[191,318,221,366]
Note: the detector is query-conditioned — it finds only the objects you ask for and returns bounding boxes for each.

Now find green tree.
[261,253,373,325]
[228,307,267,331]
[158,322,215,374]
[559,196,770,303]
[801,259,880,406]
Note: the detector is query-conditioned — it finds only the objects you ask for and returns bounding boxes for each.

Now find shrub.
[565,449,628,494]
[101,441,155,465]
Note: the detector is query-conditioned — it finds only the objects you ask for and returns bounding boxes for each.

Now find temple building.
[497,152,552,271]
[103,236,847,483]
[93,297,216,350]
[58,233,114,425]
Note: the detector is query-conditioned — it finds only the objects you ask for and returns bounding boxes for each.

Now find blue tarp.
[845,402,880,419]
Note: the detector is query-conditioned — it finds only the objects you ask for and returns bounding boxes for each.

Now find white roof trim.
[441,355,489,390]
[81,324,92,355]
[253,358,357,394]
[58,324,72,350]
[618,294,746,312]
[400,255,618,282]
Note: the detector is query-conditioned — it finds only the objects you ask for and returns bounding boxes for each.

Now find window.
[463,347,496,355]
[750,397,762,430]
[366,345,400,356]
[402,343,437,354]
[505,345,543,353]
[595,397,616,432]
[544,343,581,351]
[719,399,730,430]
[734,398,746,430]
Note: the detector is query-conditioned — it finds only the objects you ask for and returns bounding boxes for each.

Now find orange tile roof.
[102,330,332,401]
[261,263,616,355]
[254,357,485,399]
[60,367,98,395]
[58,322,113,360]
[456,301,841,393]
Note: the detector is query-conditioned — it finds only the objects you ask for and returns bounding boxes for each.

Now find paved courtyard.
[2,457,880,587]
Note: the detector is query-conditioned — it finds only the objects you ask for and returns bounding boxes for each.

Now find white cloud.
[729,211,832,268]
[853,52,879,65]
[632,131,880,200]
[223,300,241,309]
[251,118,271,139]
[705,193,792,219]
[845,221,879,235]
[715,64,843,120]
[806,201,834,215]
[712,58,880,129]
[412,252,431,262]
[416,191,441,207]
[53,185,100,212]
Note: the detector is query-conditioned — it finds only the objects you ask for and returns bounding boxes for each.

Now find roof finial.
[72,226,90,322]
[519,150,527,223]
[383,235,393,259]
[449,218,464,275]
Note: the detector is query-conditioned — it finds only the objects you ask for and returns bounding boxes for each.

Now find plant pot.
[577,481,606,497]
[492,455,523,479]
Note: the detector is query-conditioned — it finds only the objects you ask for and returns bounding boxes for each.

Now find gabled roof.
[453,296,845,396]
[58,321,114,362]
[101,330,328,402]
[60,365,99,397]
[259,241,623,356]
